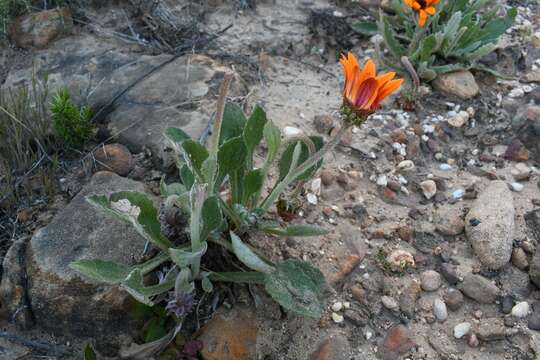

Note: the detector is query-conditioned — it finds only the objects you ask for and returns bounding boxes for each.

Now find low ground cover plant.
[71,55,403,353]
[377,0,516,81]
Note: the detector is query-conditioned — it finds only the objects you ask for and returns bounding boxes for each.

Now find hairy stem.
[260,124,350,212]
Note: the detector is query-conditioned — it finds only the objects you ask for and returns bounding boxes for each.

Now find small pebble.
[421,270,441,291]
[331,302,343,312]
[510,182,524,192]
[511,301,530,318]
[381,296,399,311]
[332,312,344,323]
[439,164,452,171]
[433,298,448,322]
[454,322,471,339]
[452,189,465,199]
[420,180,437,199]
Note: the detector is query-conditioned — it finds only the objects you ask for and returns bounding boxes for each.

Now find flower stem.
[260,124,351,212]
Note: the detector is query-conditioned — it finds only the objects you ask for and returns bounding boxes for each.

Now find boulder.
[8,8,73,49]
[3,34,241,168]
[432,70,479,99]
[465,180,514,269]
[26,172,149,347]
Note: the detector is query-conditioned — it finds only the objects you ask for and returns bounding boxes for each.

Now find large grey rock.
[465,180,515,270]
[433,70,479,99]
[3,34,240,168]
[26,171,149,345]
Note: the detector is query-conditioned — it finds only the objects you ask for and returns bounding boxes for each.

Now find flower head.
[404,0,439,27]
[165,291,195,318]
[339,52,403,124]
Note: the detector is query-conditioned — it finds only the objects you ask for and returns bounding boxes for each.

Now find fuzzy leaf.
[70,259,130,284]
[202,276,214,292]
[278,136,323,182]
[164,127,190,144]
[220,102,247,145]
[243,105,268,154]
[180,164,195,190]
[87,192,172,250]
[264,260,325,318]
[465,42,497,62]
[263,120,281,162]
[122,269,175,305]
[231,231,275,273]
[261,224,329,237]
[170,243,208,267]
[380,13,405,57]
[201,196,222,239]
[243,169,264,202]
[350,21,378,35]
[476,8,516,45]
[217,136,247,182]
[160,179,186,197]
[208,271,266,284]
[182,140,209,180]
[419,34,438,62]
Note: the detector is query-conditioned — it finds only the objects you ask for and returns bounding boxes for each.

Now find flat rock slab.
[465,180,515,270]
[3,34,239,168]
[26,171,149,343]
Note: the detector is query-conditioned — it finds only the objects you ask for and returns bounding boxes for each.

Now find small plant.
[0,74,58,207]
[377,0,517,81]
[71,56,403,353]
[50,88,93,148]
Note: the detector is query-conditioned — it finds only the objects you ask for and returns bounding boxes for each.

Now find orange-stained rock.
[94,143,134,176]
[379,325,415,360]
[8,8,73,49]
[198,306,257,360]
[328,254,363,286]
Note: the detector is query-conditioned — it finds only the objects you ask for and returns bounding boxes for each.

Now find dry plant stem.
[260,124,351,211]
[210,73,233,156]
[401,56,420,92]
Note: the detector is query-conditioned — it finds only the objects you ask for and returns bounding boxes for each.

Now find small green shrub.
[378,0,517,81]
[50,88,93,148]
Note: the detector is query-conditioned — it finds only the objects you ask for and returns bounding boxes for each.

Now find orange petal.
[373,78,404,108]
[412,1,421,10]
[376,71,396,88]
[340,53,358,97]
[354,78,378,110]
[359,59,376,84]
[425,6,436,15]
[403,0,415,8]
[348,69,364,105]
[418,10,427,26]
[427,0,440,5]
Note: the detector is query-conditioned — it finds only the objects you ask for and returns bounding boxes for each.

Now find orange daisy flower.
[403,0,439,27]
[404,0,439,27]
[339,52,403,118]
